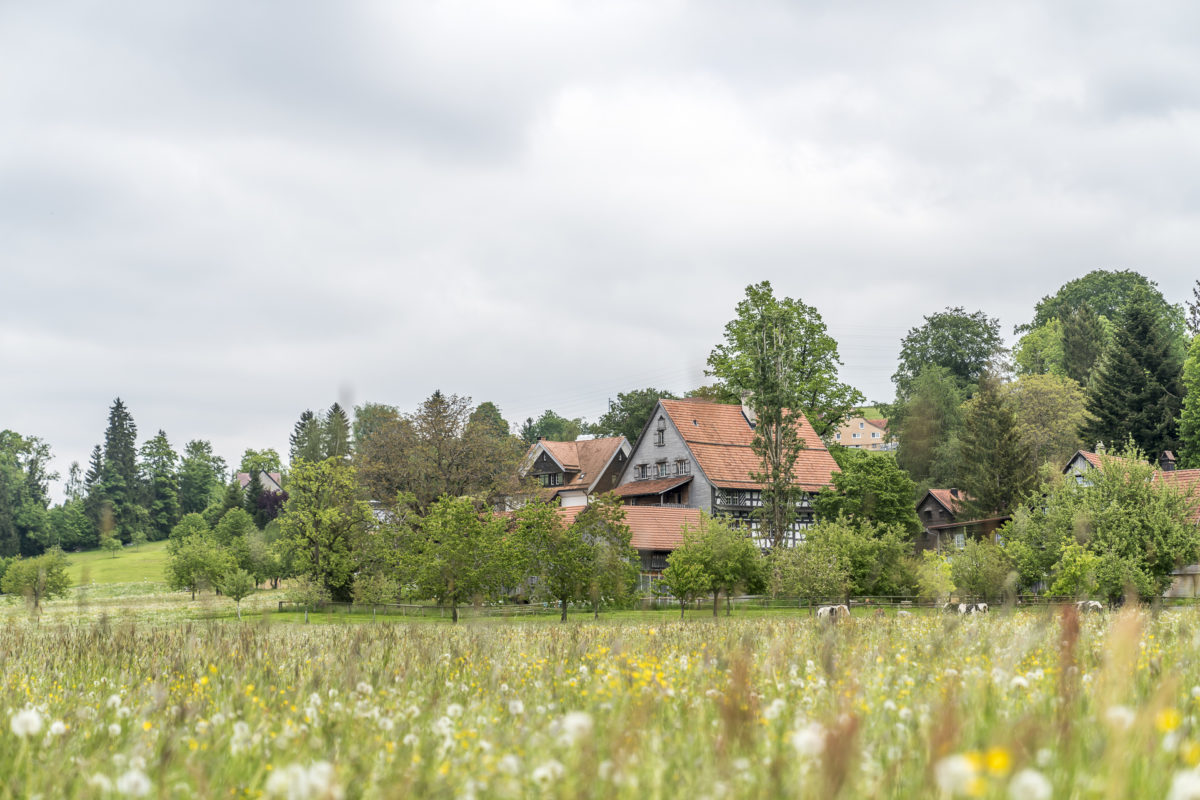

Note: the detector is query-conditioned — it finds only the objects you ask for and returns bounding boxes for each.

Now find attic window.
[692,420,699,426]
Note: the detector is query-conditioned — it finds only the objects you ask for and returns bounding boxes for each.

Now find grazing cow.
[1075,600,1104,613]
[816,604,851,623]
[955,603,988,615]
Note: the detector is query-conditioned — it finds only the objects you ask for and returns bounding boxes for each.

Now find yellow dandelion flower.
[1158,708,1183,733]
[985,747,1011,776]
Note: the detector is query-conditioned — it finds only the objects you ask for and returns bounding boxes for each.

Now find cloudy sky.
[4,1,1200,489]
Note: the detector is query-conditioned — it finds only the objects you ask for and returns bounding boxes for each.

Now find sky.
[4,1,1200,494]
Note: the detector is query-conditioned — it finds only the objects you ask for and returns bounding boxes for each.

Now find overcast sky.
[4,1,1200,492]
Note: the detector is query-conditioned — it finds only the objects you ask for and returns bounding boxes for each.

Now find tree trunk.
[236,602,242,621]
[727,593,732,617]
[561,597,568,622]
[451,602,459,623]
[680,600,686,620]
[713,590,720,617]
[593,601,599,620]
[304,605,309,624]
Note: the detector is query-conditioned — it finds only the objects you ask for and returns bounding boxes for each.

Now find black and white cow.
[816,604,851,622]
[1075,600,1104,613]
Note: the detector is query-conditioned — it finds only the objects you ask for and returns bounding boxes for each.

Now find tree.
[99,530,121,559]
[1080,286,1185,458]
[353,403,401,451]
[949,539,1013,602]
[242,471,266,525]
[323,403,352,460]
[64,461,84,503]
[43,500,95,551]
[139,430,180,541]
[221,569,256,620]
[165,532,234,600]
[289,575,330,623]
[93,397,143,544]
[512,501,591,622]
[289,410,325,465]
[957,377,1037,519]
[707,282,862,546]
[170,513,211,543]
[214,507,257,550]
[1013,319,1066,378]
[592,389,679,444]
[660,548,711,620]
[399,494,510,622]
[803,518,915,597]
[814,447,921,535]
[767,535,850,600]
[204,482,245,527]
[892,307,1003,399]
[1001,446,1200,602]
[1005,374,1091,471]
[352,572,399,620]
[574,493,639,618]
[0,548,71,611]
[239,449,282,476]
[178,440,226,515]
[915,551,955,604]
[1179,335,1200,469]
[357,392,525,512]
[1061,305,1107,386]
[276,459,374,602]
[888,366,963,485]
[0,430,55,557]
[1021,269,1185,340]
[519,410,586,445]
[468,402,511,439]
[670,514,764,617]
[1188,279,1200,337]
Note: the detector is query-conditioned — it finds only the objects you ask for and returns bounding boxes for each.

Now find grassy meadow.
[6,607,1200,798]
[65,540,171,587]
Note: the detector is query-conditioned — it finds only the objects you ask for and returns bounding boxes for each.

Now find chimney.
[1160,451,1177,472]
[949,488,960,498]
[1095,441,1106,455]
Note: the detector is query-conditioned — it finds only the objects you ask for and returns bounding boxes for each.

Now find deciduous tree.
[592,389,679,444]
[221,568,256,620]
[0,547,71,611]
[1005,373,1090,471]
[892,307,1002,399]
[1179,335,1200,469]
[814,448,921,535]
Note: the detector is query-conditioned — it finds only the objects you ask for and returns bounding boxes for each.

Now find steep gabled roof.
[522,437,629,494]
[656,399,838,491]
[923,489,969,516]
[1155,469,1200,524]
[237,471,283,492]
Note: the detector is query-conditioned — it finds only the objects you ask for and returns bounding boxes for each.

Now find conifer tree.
[97,398,144,543]
[958,377,1036,518]
[323,403,352,460]
[242,470,265,527]
[1061,304,1105,387]
[1080,287,1185,457]
[139,430,180,541]
[178,440,225,515]
[1179,335,1200,468]
[289,410,324,465]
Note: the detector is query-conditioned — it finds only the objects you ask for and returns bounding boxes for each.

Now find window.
[859,422,864,429]
[871,432,880,438]
[539,473,562,487]
[954,533,965,550]
[851,433,860,439]
[655,461,669,477]
[834,433,841,440]
[654,430,665,446]
[674,459,689,475]
[635,464,648,480]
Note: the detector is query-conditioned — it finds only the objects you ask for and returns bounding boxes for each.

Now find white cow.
[1075,600,1104,613]
[816,604,851,622]
[956,603,988,615]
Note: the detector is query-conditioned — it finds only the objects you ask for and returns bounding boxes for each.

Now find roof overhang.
[611,475,692,497]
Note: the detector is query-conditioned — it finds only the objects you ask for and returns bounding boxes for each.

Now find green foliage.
[662,514,764,617]
[351,571,399,607]
[353,403,401,451]
[165,530,234,599]
[288,575,331,622]
[204,482,245,527]
[467,402,511,439]
[949,539,1013,602]
[90,397,145,545]
[1001,445,1200,602]
[767,535,850,600]
[277,459,374,602]
[139,430,180,541]
[814,447,921,535]
[892,307,1002,399]
[1005,373,1090,470]
[242,470,265,525]
[888,366,963,484]
[1189,279,1200,337]
[1022,269,1185,343]
[1081,286,1185,457]
[289,410,325,465]
[99,531,122,559]
[214,507,256,548]
[324,403,353,460]
[519,410,586,445]
[238,449,282,476]
[803,518,915,597]
[1061,305,1107,385]
[398,495,510,622]
[958,377,1037,518]
[43,500,95,551]
[915,551,955,603]
[1179,334,1200,469]
[1013,319,1066,378]
[178,440,226,516]
[707,281,863,545]
[592,388,679,444]
[574,493,639,616]
[0,547,71,610]
[0,430,55,557]
[512,501,591,621]
[170,513,211,542]
[1048,543,1101,598]
[221,568,256,619]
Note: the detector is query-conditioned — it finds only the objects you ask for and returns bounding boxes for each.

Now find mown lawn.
[64,539,170,586]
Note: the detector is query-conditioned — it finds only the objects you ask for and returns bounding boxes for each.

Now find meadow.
[6,608,1200,799]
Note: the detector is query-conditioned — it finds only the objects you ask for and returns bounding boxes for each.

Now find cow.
[816,604,851,623]
[1075,600,1104,613]
[954,603,988,615]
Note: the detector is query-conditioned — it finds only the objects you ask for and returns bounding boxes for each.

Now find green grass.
[64,539,170,586]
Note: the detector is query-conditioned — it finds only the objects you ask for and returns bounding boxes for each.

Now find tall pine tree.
[1080,287,1185,458]
[178,440,225,515]
[139,430,180,541]
[958,377,1036,518]
[289,410,324,465]
[324,403,352,460]
[1061,304,1105,387]
[96,398,145,543]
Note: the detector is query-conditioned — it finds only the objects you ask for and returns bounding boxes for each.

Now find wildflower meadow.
[6,609,1200,798]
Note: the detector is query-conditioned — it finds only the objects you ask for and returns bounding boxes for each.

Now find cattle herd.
[813,598,1109,622]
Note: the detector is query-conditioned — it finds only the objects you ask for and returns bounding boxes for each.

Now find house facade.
[832,416,892,450]
[236,471,284,494]
[915,488,1009,552]
[519,436,631,507]
[612,399,839,548]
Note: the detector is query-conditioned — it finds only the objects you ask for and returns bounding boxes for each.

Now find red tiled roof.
[658,399,837,491]
[867,418,888,430]
[524,437,627,490]
[926,489,969,515]
[1155,469,1200,524]
[512,504,702,553]
[611,475,692,497]
[237,471,282,491]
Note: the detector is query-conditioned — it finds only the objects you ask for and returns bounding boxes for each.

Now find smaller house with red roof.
[832,415,892,451]
[915,488,1010,552]
[519,436,631,507]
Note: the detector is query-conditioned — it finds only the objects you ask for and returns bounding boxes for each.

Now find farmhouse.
[611,399,838,548]
[518,436,631,507]
[915,488,1010,552]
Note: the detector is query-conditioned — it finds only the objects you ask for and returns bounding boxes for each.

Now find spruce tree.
[97,398,144,543]
[1080,287,1185,457]
[958,376,1036,518]
[1061,304,1105,387]
[323,403,352,460]
[289,410,324,465]
[243,470,265,528]
[178,440,225,515]
[1179,335,1200,468]
[139,430,180,541]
